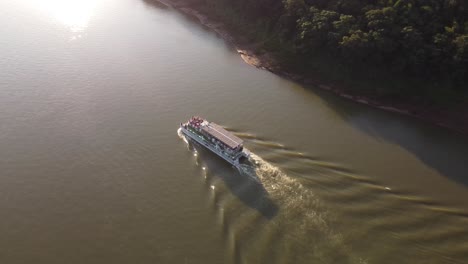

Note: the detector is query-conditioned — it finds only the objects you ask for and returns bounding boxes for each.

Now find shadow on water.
[188,141,278,220]
[141,0,210,30]
[313,88,468,188]
[140,0,236,53]
[141,0,169,9]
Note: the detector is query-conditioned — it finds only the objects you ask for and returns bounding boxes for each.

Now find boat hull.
[180,125,248,167]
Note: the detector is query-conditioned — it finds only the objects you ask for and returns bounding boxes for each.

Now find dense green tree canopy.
[186,0,468,90]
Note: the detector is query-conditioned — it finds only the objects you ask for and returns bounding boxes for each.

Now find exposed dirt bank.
[153,0,468,135]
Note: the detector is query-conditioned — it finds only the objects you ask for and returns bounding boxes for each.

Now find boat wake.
[178,128,468,264]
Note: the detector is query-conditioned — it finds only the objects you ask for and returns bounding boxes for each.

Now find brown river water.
[1,0,468,263]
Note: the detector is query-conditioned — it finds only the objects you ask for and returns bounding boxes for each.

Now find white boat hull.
[180,125,248,167]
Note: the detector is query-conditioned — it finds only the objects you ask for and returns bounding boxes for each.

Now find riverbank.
[152,0,468,135]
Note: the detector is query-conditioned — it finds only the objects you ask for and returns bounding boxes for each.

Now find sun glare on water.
[33,0,97,32]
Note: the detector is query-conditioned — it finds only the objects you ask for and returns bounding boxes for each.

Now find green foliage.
[189,0,468,93]
[296,7,339,49]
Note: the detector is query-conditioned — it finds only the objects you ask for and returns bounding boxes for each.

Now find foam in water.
[179,128,468,264]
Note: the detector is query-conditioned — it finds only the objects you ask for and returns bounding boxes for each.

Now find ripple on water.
[179,129,468,264]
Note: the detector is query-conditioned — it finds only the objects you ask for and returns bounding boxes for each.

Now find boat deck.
[201,123,243,149]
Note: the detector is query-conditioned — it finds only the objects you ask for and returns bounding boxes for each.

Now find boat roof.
[201,122,243,149]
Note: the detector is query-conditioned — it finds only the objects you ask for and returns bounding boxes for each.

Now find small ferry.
[180,116,250,167]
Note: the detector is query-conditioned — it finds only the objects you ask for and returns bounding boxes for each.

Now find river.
[1,0,468,263]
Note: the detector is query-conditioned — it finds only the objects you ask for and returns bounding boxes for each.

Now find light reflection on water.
[31,0,97,32]
[1,0,468,263]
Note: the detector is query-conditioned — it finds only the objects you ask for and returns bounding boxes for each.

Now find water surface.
[1,0,468,263]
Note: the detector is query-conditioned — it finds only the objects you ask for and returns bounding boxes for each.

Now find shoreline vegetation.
[149,0,468,134]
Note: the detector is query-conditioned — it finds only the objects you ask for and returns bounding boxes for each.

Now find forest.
[181,0,468,100]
